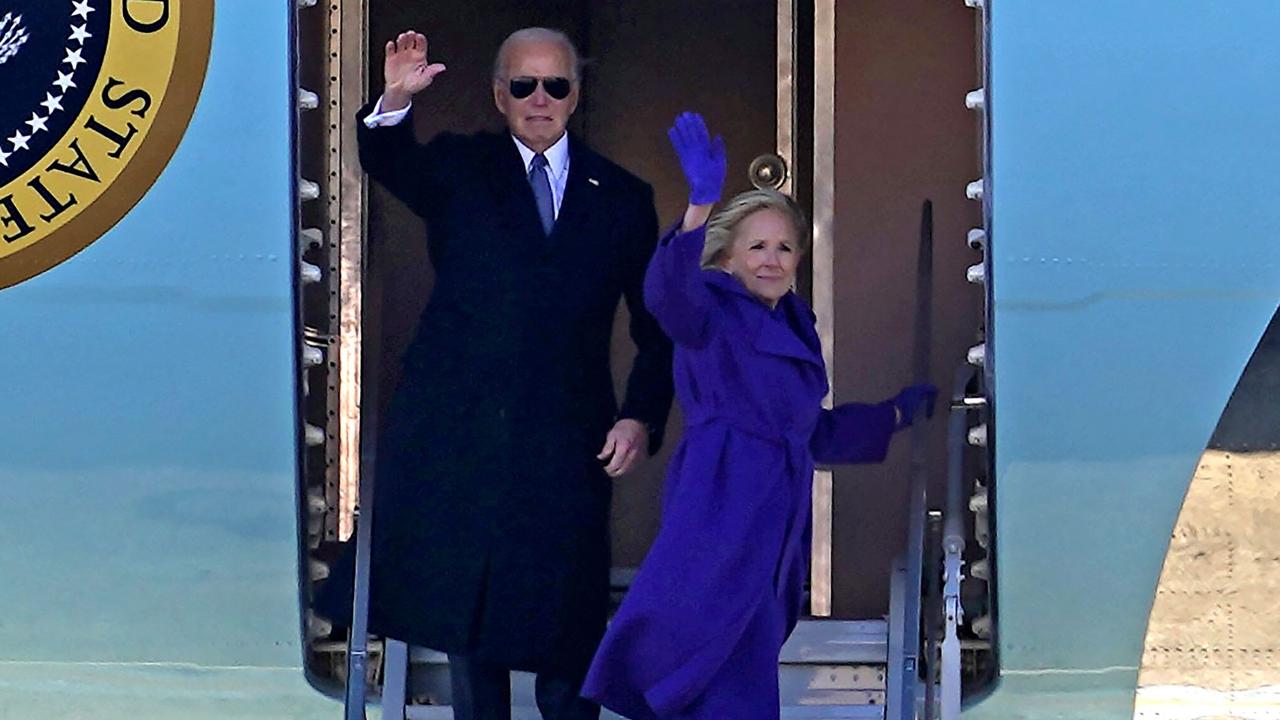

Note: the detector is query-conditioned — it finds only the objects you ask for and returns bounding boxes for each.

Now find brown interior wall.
[583,1,777,567]
[829,0,982,617]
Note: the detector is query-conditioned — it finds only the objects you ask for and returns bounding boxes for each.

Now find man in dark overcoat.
[319,27,674,720]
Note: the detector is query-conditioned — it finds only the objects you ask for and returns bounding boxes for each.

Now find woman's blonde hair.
[701,189,811,269]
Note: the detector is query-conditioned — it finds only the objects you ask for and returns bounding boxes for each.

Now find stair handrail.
[939,366,976,720]
[343,451,377,719]
[886,201,934,720]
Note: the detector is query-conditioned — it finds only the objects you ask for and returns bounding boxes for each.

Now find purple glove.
[892,383,939,428]
[667,111,727,205]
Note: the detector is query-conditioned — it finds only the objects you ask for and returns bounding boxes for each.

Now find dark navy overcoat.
[582,224,899,719]
[317,105,674,675]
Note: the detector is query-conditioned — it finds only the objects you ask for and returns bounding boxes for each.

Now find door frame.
[809,0,837,617]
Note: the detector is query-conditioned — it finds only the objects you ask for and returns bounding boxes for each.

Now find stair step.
[399,663,886,709]
[400,619,890,708]
[406,620,889,667]
[403,705,886,719]
[780,619,888,664]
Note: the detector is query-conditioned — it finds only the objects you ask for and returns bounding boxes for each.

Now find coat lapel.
[546,136,598,251]
[783,294,824,362]
[483,134,549,246]
[753,304,823,367]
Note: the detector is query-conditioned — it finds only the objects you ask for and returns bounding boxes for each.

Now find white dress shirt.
[363,95,571,218]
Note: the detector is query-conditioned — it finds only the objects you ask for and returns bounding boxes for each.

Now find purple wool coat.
[582,224,899,719]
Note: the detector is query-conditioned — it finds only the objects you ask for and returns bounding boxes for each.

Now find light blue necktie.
[528,153,555,236]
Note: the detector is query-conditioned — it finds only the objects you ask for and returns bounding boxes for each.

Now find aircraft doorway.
[297,0,996,712]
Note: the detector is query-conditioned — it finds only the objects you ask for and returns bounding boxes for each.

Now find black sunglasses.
[508,76,573,100]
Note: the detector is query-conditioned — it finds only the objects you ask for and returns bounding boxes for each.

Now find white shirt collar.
[512,132,570,183]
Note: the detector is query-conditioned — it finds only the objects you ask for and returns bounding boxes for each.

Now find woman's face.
[720,208,799,309]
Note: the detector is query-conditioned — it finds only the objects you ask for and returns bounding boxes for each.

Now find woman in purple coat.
[581,113,936,720]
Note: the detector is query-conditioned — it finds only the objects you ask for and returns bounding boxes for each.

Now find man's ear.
[567,83,580,116]
[493,82,505,114]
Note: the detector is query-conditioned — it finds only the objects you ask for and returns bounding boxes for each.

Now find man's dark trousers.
[449,654,599,720]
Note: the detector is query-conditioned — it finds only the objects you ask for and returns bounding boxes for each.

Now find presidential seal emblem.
[0,0,213,289]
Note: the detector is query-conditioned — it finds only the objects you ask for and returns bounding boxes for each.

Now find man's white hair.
[492,27,582,82]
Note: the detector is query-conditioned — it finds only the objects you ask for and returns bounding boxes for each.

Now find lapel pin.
[588,178,600,186]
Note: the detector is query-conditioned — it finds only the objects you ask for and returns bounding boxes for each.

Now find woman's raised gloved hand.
[668,111,727,206]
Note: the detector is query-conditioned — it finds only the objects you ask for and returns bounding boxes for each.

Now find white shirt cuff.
[363,95,411,128]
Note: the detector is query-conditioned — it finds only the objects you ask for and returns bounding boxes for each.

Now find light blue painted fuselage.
[0,2,329,718]
[972,2,1280,718]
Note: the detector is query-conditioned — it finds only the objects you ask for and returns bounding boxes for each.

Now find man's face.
[493,40,579,153]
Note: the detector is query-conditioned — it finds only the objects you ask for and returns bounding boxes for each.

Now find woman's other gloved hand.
[893,383,939,428]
